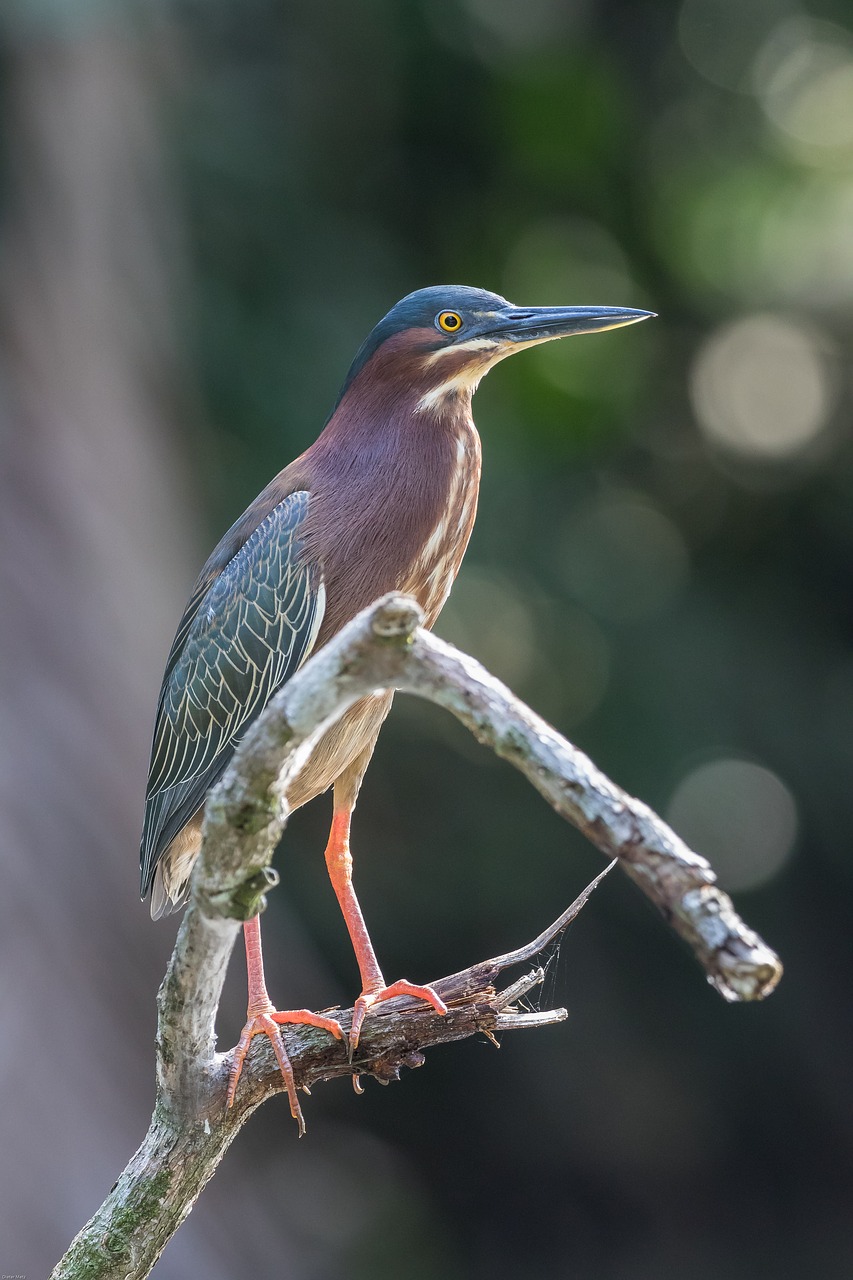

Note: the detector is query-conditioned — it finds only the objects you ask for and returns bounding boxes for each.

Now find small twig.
[494,1009,568,1031]
[492,968,546,1011]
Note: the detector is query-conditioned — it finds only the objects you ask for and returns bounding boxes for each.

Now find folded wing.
[140,489,324,902]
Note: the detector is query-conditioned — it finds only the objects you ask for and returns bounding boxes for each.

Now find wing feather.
[140,490,323,898]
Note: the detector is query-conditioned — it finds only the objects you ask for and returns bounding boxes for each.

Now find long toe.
[350,980,448,1055]
[227,1007,345,1130]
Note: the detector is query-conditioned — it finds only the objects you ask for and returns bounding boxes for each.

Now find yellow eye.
[437,310,464,333]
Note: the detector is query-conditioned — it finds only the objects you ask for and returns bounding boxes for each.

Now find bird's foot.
[349,980,448,1057]
[226,1004,345,1131]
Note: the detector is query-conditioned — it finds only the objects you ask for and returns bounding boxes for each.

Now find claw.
[226,1005,344,1131]
[349,980,448,1056]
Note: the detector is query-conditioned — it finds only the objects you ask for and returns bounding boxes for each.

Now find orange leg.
[227,913,344,1130]
[324,808,448,1054]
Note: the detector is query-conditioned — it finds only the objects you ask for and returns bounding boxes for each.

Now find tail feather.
[146,809,204,918]
[149,862,188,919]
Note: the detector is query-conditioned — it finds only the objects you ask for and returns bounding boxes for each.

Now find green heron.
[140,285,652,1127]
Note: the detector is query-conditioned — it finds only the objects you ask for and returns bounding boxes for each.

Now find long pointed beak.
[483,305,655,344]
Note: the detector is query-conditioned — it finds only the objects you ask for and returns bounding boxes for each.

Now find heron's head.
[337,285,654,414]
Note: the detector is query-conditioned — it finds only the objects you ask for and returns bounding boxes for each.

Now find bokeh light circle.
[679,0,797,93]
[667,758,798,891]
[689,313,835,459]
[754,18,853,162]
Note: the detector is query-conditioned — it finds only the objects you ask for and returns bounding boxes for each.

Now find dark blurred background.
[2,0,852,1275]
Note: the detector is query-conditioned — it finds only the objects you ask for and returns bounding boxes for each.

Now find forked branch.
[52,594,782,1280]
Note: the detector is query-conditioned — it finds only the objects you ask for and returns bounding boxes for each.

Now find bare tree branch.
[51,594,782,1279]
